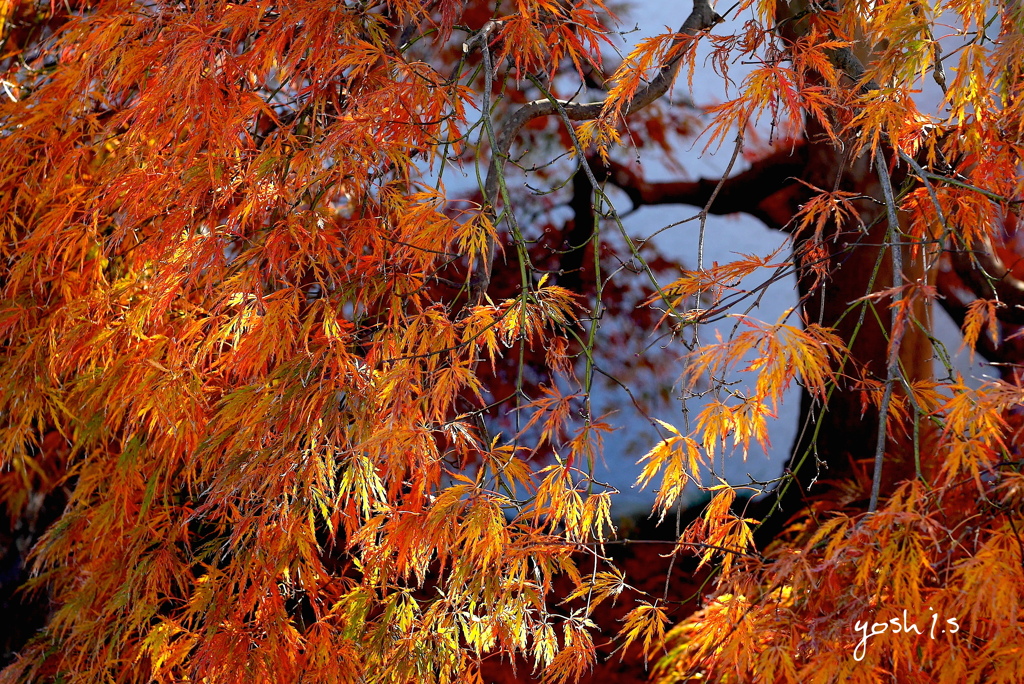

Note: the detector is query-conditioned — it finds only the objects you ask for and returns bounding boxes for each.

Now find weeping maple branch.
[467,0,724,303]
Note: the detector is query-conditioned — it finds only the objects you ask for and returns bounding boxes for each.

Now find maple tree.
[1,0,1024,681]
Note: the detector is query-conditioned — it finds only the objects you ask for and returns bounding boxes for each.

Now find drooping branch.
[467,0,724,302]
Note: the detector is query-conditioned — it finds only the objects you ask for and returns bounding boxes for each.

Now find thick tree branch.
[467,0,724,302]
[597,143,808,230]
[935,263,1024,379]
[949,238,1024,325]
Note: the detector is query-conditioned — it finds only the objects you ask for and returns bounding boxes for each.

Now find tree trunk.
[768,128,938,535]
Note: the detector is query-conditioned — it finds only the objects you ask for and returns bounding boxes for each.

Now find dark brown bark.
[784,135,935,513]
[557,165,597,294]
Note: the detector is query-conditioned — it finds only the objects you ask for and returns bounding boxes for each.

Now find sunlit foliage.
[0,0,1022,682]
